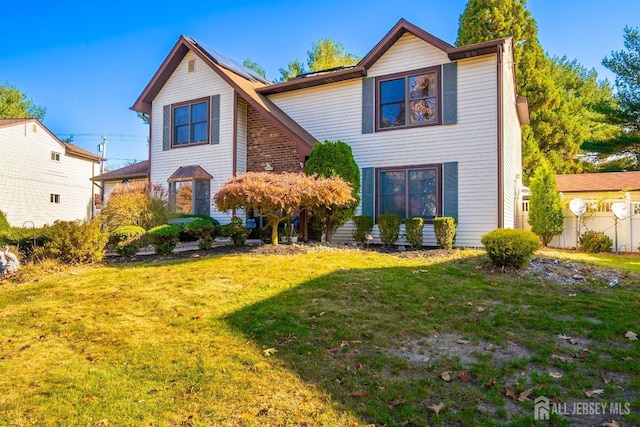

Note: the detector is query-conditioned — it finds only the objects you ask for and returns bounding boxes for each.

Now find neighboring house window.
[377,165,442,220]
[172,98,209,146]
[50,194,60,204]
[51,152,61,161]
[377,66,440,130]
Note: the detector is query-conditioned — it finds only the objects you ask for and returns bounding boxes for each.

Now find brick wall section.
[246,104,303,173]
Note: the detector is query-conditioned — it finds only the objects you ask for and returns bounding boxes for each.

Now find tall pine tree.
[457,0,583,180]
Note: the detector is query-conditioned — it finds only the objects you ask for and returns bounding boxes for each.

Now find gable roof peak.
[358,18,455,69]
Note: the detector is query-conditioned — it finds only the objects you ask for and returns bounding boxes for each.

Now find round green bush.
[146,224,180,255]
[579,231,612,253]
[481,228,540,269]
[110,225,146,257]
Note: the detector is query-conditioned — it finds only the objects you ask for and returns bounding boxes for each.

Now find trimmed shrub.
[46,219,109,264]
[110,225,146,257]
[404,217,424,248]
[481,228,540,269]
[171,214,221,242]
[0,225,53,256]
[433,217,457,250]
[146,224,180,255]
[183,219,217,250]
[377,213,402,246]
[352,215,374,243]
[0,210,9,233]
[579,231,613,253]
[220,222,249,246]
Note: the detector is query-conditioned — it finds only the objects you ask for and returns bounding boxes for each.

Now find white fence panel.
[521,195,639,253]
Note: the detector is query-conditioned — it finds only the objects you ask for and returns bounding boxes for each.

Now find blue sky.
[1,0,637,170]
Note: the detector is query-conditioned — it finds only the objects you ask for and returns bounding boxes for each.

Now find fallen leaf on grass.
[426,402,445,415]
[25,406,37,413]
[518,388,534,402]
[602,421,620,427]
[505,388,518,399]
[458,371,471,383]
[262,348,277,356]
[602,375,611,384]
[484,378,496,388]
[441,371,451,382]
[422,356,431,363]
[350,390,368,398]
[456,339,470,345]
[550,354,568,363]
[82,395,98,403]
[574,348,593,358]
[388,396,406,409]
[90,420,109,427]
[585,389,604,398]
[625,331,638,341]
[549,371,563,379]
[412,270,429,274]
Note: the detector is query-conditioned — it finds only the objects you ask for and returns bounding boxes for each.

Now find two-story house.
[131,19,529,246]
[0,118,103,227]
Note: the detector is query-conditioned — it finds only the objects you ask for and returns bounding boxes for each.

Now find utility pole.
[98,135,109,174]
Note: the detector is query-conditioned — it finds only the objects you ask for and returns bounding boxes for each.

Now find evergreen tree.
[0,82,46,120]
[583,26,640,171]
[456,0,584,180]
[603,26,640,134]
[528,162,564,246]
[304,140,360,242]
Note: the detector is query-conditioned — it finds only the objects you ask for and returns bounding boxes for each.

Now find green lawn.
[0,248,638,426]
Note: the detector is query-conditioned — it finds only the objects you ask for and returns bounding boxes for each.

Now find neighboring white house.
[91,160,149,208]
[131,19,528,246]
[0,118,103,227]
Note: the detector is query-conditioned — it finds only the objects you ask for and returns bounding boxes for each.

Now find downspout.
[496,44,504,228]
[147,111,152,187]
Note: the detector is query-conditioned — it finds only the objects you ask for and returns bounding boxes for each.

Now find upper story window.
[51,151,61,162]
[377,165,442,221]
[172,98,209,146]
[377,67,440,130]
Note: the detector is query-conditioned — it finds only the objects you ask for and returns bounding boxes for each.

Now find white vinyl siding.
[501,43,523,229]
[151,51,235,223]
[0,122,97,227]
[269,33,500,246]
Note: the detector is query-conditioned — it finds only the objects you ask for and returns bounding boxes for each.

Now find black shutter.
[443,162,458,220]
[362,78,375,134]
[442,62,458,125]
[361,167,374,217]
[210,95,220,144]
[163,105,171,151]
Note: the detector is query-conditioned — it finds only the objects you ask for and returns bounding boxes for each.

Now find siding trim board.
[497,44,504,229]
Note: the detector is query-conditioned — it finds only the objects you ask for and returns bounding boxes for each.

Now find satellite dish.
[611,202,628,220]
[569,199,587,217]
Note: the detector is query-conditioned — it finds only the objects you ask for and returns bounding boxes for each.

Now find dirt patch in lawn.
[391,333,533,368]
